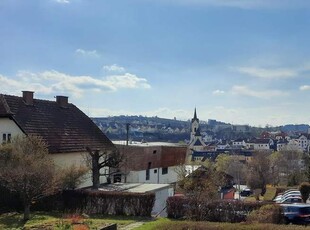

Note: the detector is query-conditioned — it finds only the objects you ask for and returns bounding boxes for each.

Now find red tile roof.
[0,94,114,153]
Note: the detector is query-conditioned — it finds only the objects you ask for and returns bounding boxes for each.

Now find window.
[162,167,168,175]
[153,150,157,154]
[154,169,157,173]
[2,133,11,144]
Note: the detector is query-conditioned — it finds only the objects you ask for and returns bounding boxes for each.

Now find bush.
[247,204,282,224]
[299,182,310,203]
[63,189,155,217]
[167,197,267,222]
[166,196,187,219]
[0,185,23,213]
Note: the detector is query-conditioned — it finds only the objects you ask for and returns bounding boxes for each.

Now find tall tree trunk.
[24,203,31,221]
[92,151,100,190]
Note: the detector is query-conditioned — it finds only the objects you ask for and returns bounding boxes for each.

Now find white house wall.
[152,187,174,217]
[51,152,108,188]
[126,166,179,184]
[0,118,24,141]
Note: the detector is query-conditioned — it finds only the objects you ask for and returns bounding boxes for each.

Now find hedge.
[0,187,155,217]
[63,189,155,217]
[167,196,269,222]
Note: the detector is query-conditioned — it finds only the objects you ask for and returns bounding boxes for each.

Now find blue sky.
[1,0,310,126]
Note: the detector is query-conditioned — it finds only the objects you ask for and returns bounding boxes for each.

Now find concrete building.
[114,141,187,184]
[99,183,174,217]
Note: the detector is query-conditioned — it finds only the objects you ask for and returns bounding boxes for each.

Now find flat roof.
[98,183,173,193]
[113,140,186,147]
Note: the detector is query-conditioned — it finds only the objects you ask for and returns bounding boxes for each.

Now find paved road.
[119,221,145,230]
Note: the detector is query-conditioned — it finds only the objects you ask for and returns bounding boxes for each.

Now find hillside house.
[216,140,231,150]
[246,138,273,151]
[0,91,115,187]
[232,138,247,148]
[277,139,289,151]
[295,134,309,151]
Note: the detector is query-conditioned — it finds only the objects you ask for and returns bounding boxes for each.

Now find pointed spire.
[194,107,197,120]
[191,107,199,123]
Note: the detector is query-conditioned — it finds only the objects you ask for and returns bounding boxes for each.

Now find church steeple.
[191,107,199,123]
[189,107,206,149]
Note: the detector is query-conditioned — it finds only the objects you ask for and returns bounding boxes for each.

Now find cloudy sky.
[1,0,310,126]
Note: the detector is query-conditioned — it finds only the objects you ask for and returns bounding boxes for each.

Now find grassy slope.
[2,213,310,230]
[0,212,140,229]
[135,218,310,230]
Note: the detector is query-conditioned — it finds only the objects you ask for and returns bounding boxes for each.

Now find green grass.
[244,186,277,202]
[2,213,310,230]
[263,186,277,201]
[135,218,310,230]
[0,212,146,229]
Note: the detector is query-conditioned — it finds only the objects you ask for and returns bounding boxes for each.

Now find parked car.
[273,191,301,202]
[240,188,253,197]
[281,204,310,225]
[277,196,302,204]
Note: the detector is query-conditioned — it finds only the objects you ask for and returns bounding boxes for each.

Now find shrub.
[167,197,266,222]
[246,204,282,224]
[166,196,187,219]
[0,185,22,213]
[299,182,310,203]
[63,189,155,217]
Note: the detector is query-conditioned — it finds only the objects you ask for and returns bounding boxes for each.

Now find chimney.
[22,91,34,105]
[56,95,69,108]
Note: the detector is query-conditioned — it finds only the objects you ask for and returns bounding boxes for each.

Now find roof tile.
[1,94,114,153]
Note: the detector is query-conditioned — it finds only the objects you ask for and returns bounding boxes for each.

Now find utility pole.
[125,123,130,183]
[126,123,130,146]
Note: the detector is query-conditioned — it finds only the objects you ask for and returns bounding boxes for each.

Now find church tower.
[190,108,200,143]
[189,108,206,150]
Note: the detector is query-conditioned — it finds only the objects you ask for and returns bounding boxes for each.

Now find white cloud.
[55,0,70,4]
[212,89,225,95]
[0,70,151,98]
[231,85,288,99]
[235,67,297,79]
[300,85,310,91]
[105,73,151,89]
[75,49,100,58]
[103,64,125,73]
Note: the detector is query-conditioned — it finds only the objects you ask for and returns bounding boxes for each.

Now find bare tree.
[85,147,122,189]
[0,135,60,221]
[60,164,88,190]
[269,148,305,186]
[215,153,246,184]
[269,151,282,186]
[279,149,304,186]
[177,160,224,220]
[246,150,272,197]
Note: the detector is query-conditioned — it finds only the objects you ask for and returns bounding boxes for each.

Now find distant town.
[92,113,310,151]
